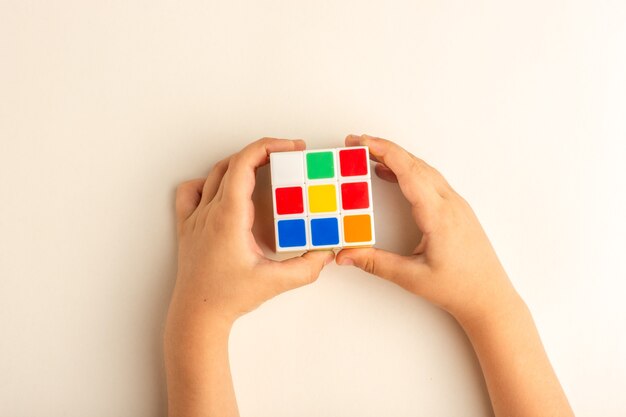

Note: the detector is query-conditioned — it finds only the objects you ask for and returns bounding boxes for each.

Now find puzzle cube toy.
[270,146,376,252]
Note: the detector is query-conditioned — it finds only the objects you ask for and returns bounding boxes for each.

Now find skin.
[164,135,574,417]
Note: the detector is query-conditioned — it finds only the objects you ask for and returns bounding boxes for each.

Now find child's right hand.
[336,134,522,324]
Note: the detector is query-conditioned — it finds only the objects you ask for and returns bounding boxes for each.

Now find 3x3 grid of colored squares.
[270,146,375,252]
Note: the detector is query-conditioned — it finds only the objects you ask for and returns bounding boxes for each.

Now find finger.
[346,134,442,232]
[267,250,335,291]
[361,134,452,194]
[347,134,437,195]
[200,155,232,206]
[336,247,430,292]
[374,163,398,183]
[221,138,306,208]
[345,134,361,147]
[175,179,206,223]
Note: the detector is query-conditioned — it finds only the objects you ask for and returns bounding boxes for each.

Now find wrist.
[168,275,240,325]
[452,285,527,334]
[165,298,235,346]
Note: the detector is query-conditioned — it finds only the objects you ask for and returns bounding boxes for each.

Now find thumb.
[268,250,335,291]
[336,248,429,291]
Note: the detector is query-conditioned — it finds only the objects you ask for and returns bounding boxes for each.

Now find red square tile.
[339,148,368,177]
[275,186,304,215]
[341,182,370,210]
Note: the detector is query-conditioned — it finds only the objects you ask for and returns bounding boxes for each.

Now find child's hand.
[336,134,519,323]
[165,135,573,417]
[171,138,334,325]
[165,137,335,416]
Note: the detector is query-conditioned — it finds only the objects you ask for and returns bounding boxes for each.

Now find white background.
[1,1,625,416]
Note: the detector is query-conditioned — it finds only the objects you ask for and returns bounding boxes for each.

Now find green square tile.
[306,151,335,179]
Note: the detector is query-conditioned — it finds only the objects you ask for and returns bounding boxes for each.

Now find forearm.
[456,291,573,417]
[164,301,238,417]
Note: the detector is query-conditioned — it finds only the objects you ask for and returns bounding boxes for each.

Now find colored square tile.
[306,151,335,180]
[275,186,304,215]
[339,147,369,177]
[341,181,370,210]
[270,151,305,186]
[277,218,307,248]
[308,184,337,213]
[310,217,340,247]
[343,214,373,243]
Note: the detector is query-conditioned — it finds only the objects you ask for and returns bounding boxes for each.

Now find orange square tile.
[343,214,372,243]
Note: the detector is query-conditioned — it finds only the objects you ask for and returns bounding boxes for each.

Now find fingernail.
[363,136,382,154]
[338,257,354,266]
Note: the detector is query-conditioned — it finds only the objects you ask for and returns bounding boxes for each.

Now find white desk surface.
[1,1,625,416]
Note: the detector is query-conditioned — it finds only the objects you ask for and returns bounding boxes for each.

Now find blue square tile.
[277,219,307,248]
[310,217,340,246]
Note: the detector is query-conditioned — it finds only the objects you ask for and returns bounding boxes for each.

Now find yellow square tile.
[308,184,337,213]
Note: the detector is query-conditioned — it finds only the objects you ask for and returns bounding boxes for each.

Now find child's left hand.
[168,138,335,326]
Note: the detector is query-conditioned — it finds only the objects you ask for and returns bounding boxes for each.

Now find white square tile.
[270,151,305,186]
